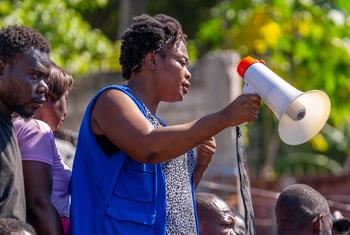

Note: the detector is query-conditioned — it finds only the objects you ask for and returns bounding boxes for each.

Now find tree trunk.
[118,0,149,38]
[342,154,350,173]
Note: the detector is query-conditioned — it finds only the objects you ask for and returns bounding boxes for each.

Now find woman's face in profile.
[155,41,191,102]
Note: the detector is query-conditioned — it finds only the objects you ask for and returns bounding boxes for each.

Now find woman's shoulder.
[13,117,53,142]
[94,85,141,112]
[32,119,52,133]
[13,117,51,133]
[14,118,56,163]
[96,85,130,97]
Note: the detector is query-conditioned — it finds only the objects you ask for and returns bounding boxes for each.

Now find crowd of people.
[0,13,348,235]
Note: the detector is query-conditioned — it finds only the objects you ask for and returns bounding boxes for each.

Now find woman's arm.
[92,89,260,164]
[22,161,64,235]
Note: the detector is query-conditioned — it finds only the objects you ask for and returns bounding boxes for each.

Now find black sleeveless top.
[94,134,119,156]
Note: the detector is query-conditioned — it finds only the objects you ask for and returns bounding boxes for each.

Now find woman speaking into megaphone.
[70,14,261,235]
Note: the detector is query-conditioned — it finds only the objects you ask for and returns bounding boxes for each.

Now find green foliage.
[323,119,350,158]
[197,0,350,176]
[197,0,350,126]
[187,40,199,65]
[76,0,120,41]
[147,0,220,39]
[0,0,120,76]
[275,152,342,176]
[66,0,108,12]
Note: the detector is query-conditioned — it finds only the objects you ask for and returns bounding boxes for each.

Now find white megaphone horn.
[237,56,331,145]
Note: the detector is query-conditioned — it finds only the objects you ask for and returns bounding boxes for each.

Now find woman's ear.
[144,53,158,70]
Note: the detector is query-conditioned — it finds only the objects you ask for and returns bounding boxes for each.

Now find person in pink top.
[13,62,74,235]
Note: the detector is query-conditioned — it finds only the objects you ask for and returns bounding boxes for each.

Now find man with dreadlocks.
[0,25,50,221]
[70,14,260,235]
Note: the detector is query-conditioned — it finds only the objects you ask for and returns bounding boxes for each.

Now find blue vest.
[70,85,169,235]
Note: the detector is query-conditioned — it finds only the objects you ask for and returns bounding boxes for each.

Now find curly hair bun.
[119,14,187,79]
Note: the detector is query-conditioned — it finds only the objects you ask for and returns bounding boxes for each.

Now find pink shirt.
[13,117,71,218]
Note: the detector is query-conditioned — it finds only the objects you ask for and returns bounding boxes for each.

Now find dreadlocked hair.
[0,25,51,63]
[120,14,187,79]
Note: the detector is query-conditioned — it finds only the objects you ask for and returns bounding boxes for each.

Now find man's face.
[0,48,50,117]
[200,198,247,235]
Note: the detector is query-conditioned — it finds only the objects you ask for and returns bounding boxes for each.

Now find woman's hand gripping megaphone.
[221,94,261,126]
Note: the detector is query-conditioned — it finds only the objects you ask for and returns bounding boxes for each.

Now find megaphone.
[237,56,331,145]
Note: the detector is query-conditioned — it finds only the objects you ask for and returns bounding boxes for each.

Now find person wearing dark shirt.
[0,25,50,223]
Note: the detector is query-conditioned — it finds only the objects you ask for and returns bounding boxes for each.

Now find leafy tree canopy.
[0,0,120,76]
[195,0,350,177]
[197,0,350,127]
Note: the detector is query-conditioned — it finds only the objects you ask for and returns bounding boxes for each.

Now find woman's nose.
[184,66,191,80]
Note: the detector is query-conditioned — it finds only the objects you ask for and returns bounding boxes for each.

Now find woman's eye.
[179,60,187,66]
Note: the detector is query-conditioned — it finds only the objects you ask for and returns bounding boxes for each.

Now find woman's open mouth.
[182,82,190,94]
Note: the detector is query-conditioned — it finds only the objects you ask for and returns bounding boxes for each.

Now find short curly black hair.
[0,25,51,63]
[275,184,331,232]
[120,14,187,79]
